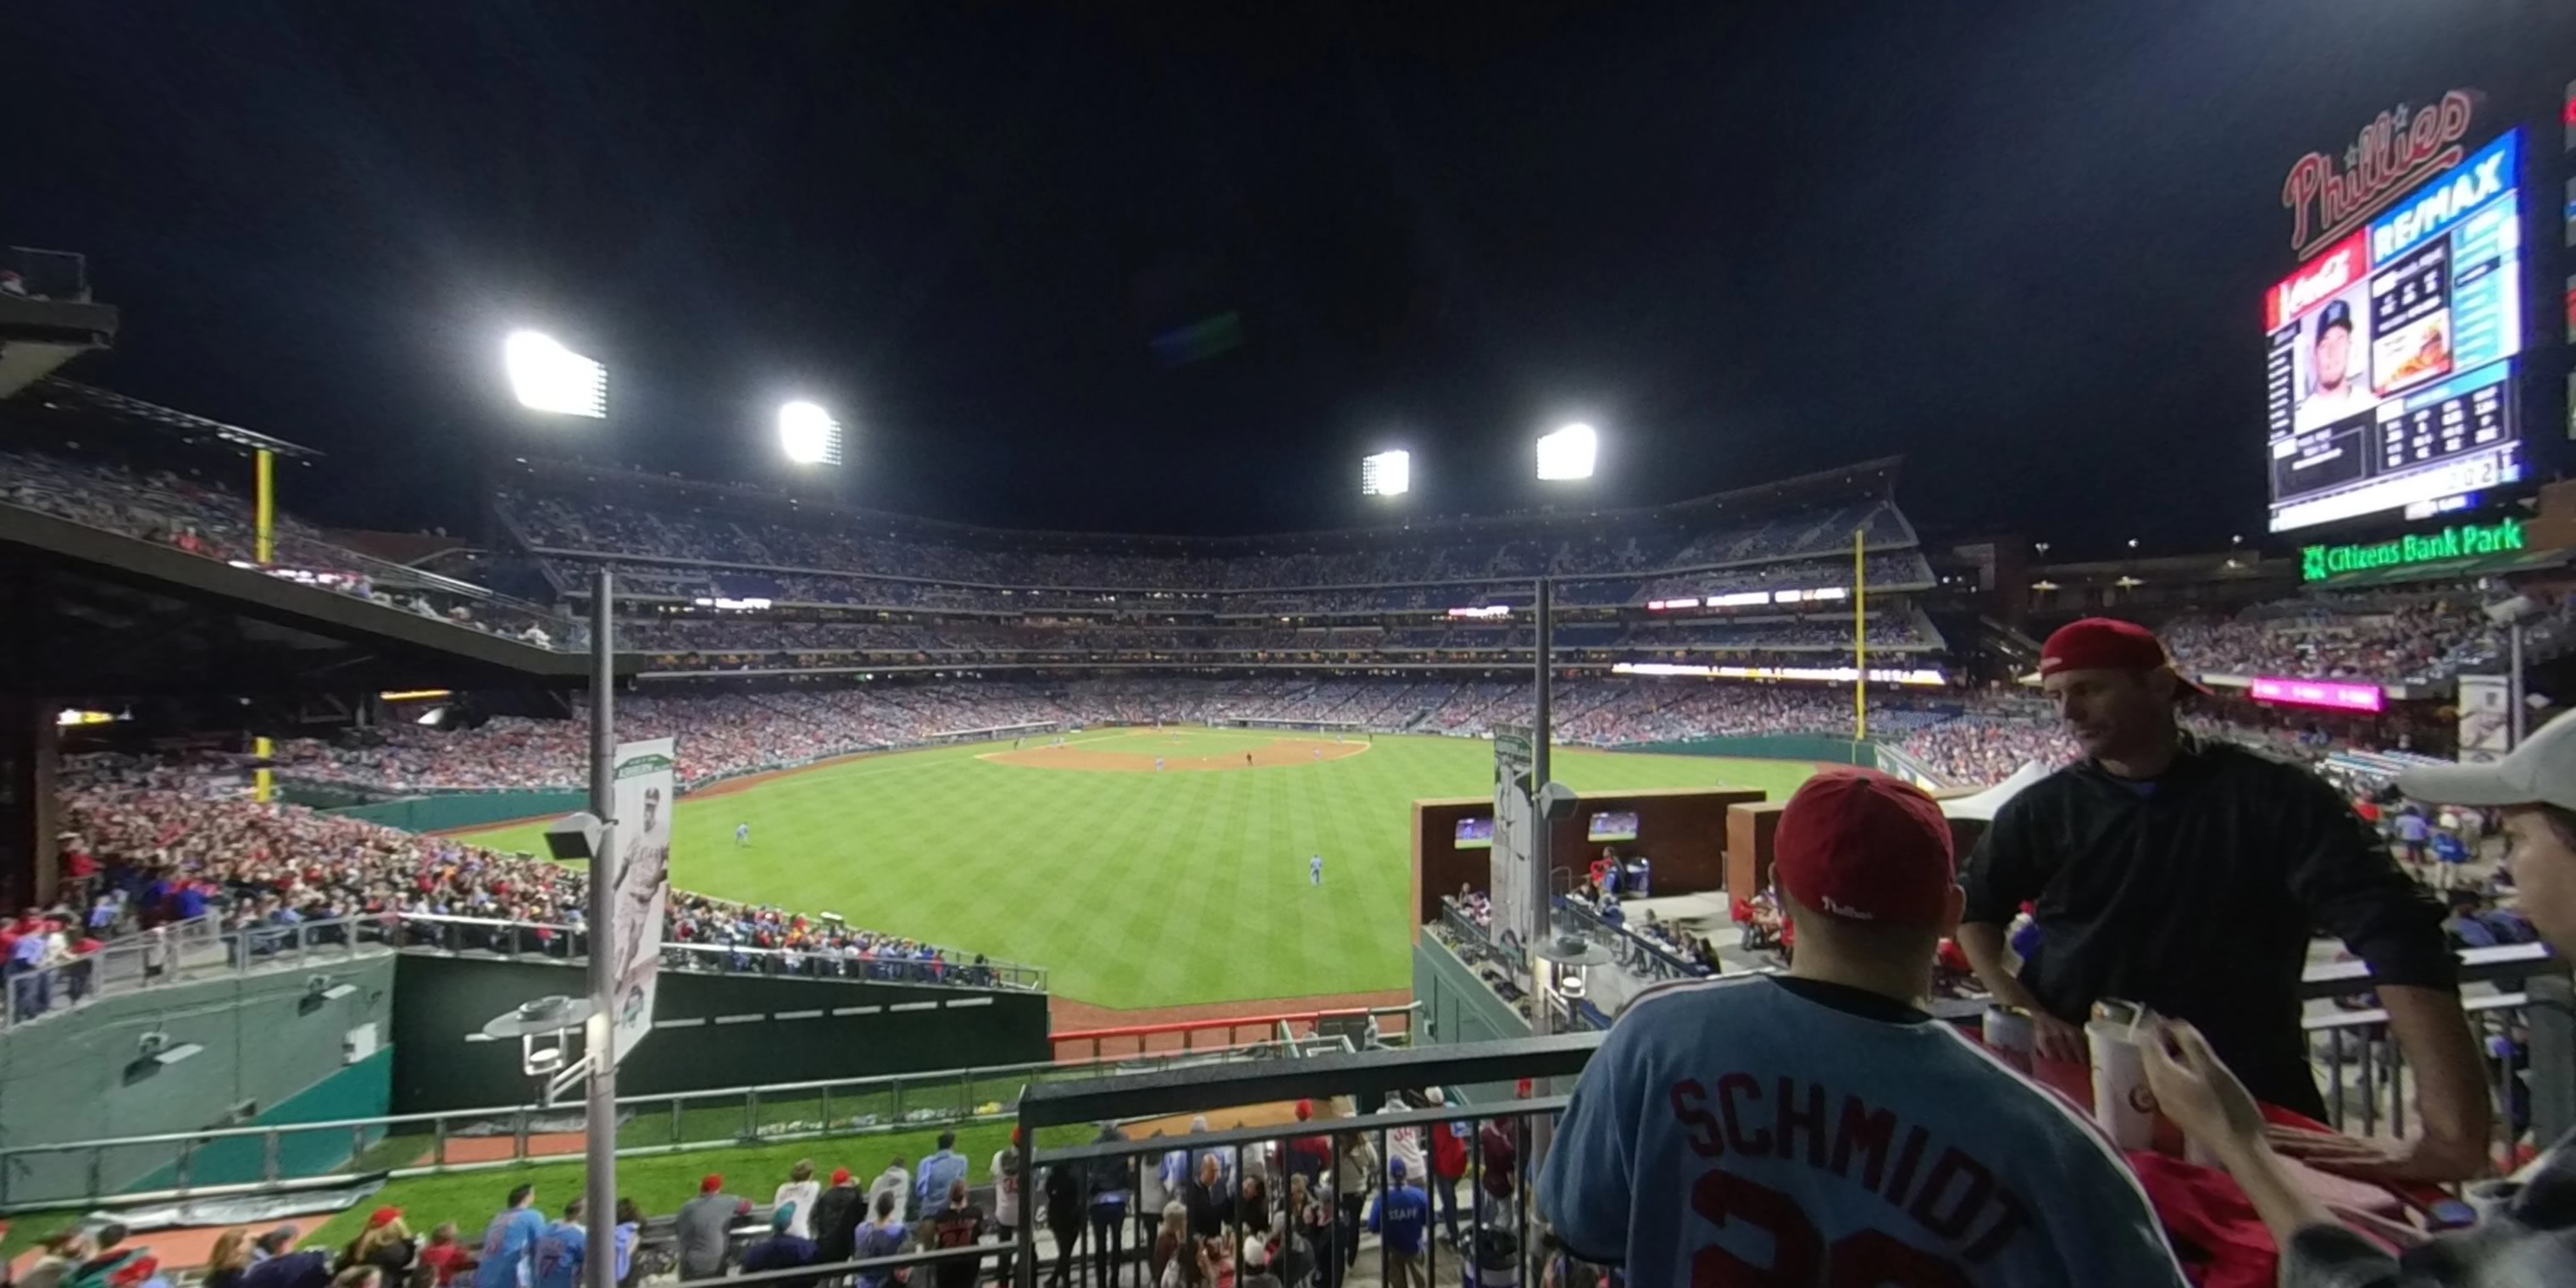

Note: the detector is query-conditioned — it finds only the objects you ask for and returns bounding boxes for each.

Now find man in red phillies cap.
[1541,767,2189,1284]
[1957,616,2487,1182]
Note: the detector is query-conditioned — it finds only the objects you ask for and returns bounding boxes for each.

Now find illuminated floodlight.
[778,402,844,466]
[1361,450,1411,497]
[503,332,607,419]
[1535,423,1596,480]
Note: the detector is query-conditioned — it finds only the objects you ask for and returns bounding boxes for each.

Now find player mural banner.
[609,736,675,1063]
[1490,722,1538,967]
[2456,675,2514,763]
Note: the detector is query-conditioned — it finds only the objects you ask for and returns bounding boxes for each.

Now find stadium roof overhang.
[0,505,625,701]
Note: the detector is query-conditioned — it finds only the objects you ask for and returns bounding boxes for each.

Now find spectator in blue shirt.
[530,1200,586,1288]
[1366,1158,1430,1288]
[473,1185,544,1288]
[849,1193,910,1288]
[913,1132,969,1220]
[610,1200,641,1288]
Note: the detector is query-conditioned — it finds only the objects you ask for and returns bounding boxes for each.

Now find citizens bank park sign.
[2281,90,2483,260]
[2300,518,2525,582]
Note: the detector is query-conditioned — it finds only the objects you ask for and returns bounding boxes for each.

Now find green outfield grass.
[456,731,1815,1009]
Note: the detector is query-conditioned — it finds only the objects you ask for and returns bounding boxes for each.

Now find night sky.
[5,1,2567,553]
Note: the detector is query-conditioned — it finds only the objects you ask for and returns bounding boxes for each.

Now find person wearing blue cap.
[1364,1158,1430,1288]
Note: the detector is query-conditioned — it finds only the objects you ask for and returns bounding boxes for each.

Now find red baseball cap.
[830,1168,852,1186]
[700,1174,723,1193]
[1774,767,1955,927]
[2038,618,2211,696]
[367,1206,402,1228]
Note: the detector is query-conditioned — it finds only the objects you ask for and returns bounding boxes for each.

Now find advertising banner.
[608,737,675,1063]
[2456,675,2514,763]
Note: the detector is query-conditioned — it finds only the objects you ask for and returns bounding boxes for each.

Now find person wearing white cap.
[1238,1235,1284,1288]
[2147,709,2576,1285]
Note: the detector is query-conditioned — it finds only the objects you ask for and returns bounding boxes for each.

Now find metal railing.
[396,912,1047,992]
[0,1040,1353,1212]
[1006,1034,1601,1288]
[0,913,231,1030]
[2299,942,2567,1176]
[0,912,1044,1034]
[1048,1004,1415,1063]
[1551,891,1707,984]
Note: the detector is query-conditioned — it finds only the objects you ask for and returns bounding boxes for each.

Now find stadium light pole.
[581,575,619,1288]
[505,330,619,1288]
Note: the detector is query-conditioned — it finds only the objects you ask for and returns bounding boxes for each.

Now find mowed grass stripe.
[457,732,1816,1008]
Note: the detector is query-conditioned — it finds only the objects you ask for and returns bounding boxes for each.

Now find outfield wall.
[390,955,1050,1112]
[1411,937,1531,1106]
[0,953,397,1202]
[1624,734,1877,763]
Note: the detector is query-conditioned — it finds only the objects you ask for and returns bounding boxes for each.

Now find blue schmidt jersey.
[1541,976,2188,1287]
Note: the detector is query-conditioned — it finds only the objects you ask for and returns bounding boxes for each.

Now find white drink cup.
[2087,1020,2156,1151]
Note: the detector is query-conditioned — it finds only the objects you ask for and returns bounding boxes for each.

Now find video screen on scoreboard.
[1586,811,1640,842]
[2266,130,2525,532]
[1454,816,1495,849]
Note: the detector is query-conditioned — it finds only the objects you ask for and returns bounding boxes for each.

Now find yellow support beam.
[1853,527,1868,744]
[254,448,275,565]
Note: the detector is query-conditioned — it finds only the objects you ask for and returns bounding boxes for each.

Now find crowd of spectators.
[499,481,1924,599]
[28,753,991,1015]
[2160,590,2576,686]
[612,613,1942,664]
[0,447,576,647]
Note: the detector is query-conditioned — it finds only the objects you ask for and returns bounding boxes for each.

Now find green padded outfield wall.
[1626,734,1877,764]
[0,953,398,1205]
[1413,938,1532,1106]
[315,790,589,835]
[390,955,1052,1112]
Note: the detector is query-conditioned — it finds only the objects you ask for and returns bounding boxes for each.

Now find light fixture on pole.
[504,332,608,419]
[1360,450,1411,497]
[779,401,844,466]
[1535,424,1596,480]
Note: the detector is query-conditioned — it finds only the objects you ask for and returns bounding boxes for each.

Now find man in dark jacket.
[807,1168,867,1266]
[1084,1124,1132,1287]
[1959,617,2488,1183]
[1181,1155,1231,1241]
[1041,1158,1084,1288]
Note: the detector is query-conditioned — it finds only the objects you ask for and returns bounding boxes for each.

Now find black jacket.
[1964,734,2456,1115]
[808,1183,866,1265]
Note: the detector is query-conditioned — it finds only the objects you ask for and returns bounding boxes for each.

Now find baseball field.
[454,729,1817,1010]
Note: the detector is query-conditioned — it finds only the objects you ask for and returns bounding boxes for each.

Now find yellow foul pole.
[254,449,275,565]
[253,736,273,804]
[1853,527,1868,745]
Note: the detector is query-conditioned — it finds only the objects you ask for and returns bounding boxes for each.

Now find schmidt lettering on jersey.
[1668,1070,2032,1265]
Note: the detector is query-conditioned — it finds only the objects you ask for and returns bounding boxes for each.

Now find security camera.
[1536,780,1581,821]
[545,812,606,861]
[2485,596,2537,626]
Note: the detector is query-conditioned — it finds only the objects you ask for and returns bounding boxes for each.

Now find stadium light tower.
[1535,423,1596,480]
[1360,449,1411,497]
[504,331,608,419]
[778,401,844,466]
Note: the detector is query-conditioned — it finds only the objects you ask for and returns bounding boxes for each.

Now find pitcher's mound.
[985,737,1369,773]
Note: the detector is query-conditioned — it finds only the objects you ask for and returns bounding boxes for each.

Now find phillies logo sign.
[2281,91,2477,259]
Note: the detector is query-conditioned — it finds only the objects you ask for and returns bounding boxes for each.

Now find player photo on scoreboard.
[2293,286,2375,432]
